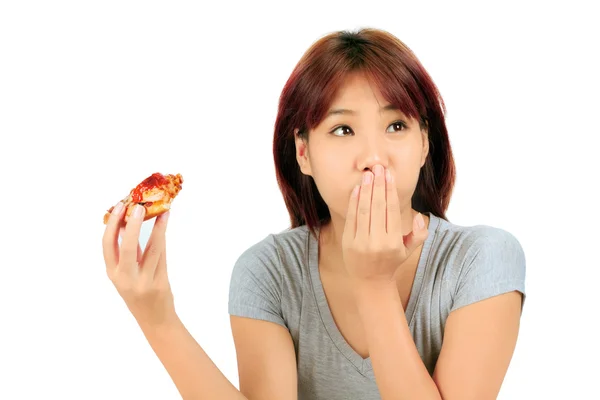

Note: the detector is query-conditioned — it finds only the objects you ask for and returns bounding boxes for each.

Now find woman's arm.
[138,316,247,400]
[139,314,298,400]
[432,291,522,399]
[354,282,522,400]
[354,282,443,400]
[103,205,246,399]
[230,316,298,400]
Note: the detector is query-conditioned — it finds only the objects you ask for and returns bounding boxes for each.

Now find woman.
[102,28,526,400]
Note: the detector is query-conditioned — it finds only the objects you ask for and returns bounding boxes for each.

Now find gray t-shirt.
[228,212,526,399]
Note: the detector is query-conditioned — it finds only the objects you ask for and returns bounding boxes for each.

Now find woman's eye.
[330,122,406,136]
[386,121,407,133]
[331,125,354,136]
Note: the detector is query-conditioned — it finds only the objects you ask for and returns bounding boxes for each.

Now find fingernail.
[417,213,425,230]
[385,169,392,182]
[374,165,383,177]
[133,204,144,219]
[112,202,124,214]
[363,172,372,184]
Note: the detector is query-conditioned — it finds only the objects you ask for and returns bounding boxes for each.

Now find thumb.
[403,213,428,255]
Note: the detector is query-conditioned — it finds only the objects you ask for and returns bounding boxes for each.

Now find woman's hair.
[273,28,456,238]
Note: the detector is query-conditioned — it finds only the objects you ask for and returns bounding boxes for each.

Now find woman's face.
[295,72,429,222]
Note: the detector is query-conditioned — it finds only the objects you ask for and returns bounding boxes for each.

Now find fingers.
[344,165,406,244]
[355,170,374,241]
[403,213,428,256]
[119,226,142,262]
[120,204,146,272]
[370,165,386,239]
[141,211,170,279]
[102,202,125,270]
[385,168,402,237]
[154,226,168,280]
[342,185,360,246]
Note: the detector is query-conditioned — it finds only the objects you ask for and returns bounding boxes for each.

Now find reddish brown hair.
[273,28,456,238]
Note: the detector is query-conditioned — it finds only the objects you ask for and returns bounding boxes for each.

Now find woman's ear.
[420,127,430,168]
[294,129,313,176]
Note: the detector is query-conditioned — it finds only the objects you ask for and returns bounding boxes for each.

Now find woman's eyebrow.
[325,104,401,119]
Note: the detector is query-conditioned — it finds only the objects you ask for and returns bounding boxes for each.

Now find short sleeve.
[228,234,288,329]
[451,227,527,313]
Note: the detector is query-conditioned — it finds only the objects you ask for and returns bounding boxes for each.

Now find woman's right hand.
[102,202,177,328]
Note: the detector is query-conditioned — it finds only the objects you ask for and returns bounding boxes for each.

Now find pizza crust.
[103,199,173,225]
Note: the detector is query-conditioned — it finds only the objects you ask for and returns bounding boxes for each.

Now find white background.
[1,1,599,399]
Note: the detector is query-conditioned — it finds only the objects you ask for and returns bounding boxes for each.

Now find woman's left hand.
[341,164,429,287]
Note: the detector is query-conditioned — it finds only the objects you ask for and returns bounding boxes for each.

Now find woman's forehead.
[327,72,414,116]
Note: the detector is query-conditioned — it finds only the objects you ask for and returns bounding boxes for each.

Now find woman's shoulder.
[429,214,526,299]
[230,224,312,285]
[228,225,312,327]
[432,214,525,259]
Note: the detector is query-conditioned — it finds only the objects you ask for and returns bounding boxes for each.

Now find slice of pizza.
[103,172,183,224]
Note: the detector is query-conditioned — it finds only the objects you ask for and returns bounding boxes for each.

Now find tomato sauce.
[131,173,167,203]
